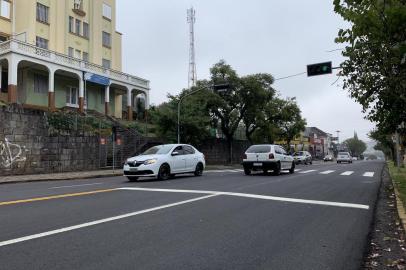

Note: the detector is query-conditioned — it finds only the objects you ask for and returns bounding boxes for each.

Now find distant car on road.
[337,152,353,164]
[242,144,295,175]
[293,151,313,165]
[123,144,205,181]
[323,155,334,162]
[352,157,358,161]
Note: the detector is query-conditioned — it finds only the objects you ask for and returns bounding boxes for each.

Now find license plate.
[253,163,262,166]
[129,168,138,171]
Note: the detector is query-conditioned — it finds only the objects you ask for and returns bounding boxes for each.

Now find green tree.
[240,73,276,143]
[369,128,395,160]
[150,86,213,146]
[342,132,367,157]
[334,0,406,133]
[277,97,307,152]
[207,60,247,163]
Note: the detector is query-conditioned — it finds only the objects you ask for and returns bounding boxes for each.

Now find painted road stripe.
[340,171,354,176]
[48,183,104,189]
[118,187,369,210]
[0,194,217,248]
[363,172,375,177]
[0,189,115,206]
[299,170,317,174]
[320,170,335,175]
[294,169,302,172]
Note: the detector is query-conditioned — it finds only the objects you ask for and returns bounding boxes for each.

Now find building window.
[69,16,74,32]
[36,37,48,49]
[82,52,89,62]
[102,31,111,47]
[66,86,78,107]
[102,3,111,20]
[0,0,10,19]
[83,22,89,38]
[102,58,111,69]
[75,49,81,59]
[0,35,7,43]
[36,3,49,24]
[75,19,81,35]
[33,74,48,94]
[68,47,74,57]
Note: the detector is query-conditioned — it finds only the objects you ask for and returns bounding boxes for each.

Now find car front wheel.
[244,167,251,175]
[157,164,171,180]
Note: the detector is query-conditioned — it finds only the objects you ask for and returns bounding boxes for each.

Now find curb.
[391,175,406,232]
[0,171,124,185]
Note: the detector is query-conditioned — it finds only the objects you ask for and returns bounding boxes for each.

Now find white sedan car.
[123,144,205,181]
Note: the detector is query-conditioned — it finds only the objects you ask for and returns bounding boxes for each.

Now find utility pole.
[187,7,197,88]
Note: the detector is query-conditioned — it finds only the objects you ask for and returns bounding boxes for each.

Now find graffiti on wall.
[0,138,27,168]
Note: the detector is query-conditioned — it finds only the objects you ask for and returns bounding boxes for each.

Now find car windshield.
[246,145,271,153]
[141,145,174,155]
[338,152,349,156]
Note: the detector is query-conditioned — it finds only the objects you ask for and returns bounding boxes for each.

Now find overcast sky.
[116,0,375,142]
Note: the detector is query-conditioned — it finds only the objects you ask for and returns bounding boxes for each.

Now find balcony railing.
[0,39,150,89]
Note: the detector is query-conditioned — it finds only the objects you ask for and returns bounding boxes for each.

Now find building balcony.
[0,39,149,121]
[0,39,149,90]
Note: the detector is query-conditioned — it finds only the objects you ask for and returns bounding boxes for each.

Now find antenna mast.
[187,7,197,88]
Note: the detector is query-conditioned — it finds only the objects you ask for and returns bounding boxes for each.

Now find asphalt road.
[0,160,384,270]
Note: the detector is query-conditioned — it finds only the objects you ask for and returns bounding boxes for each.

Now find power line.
[274,72,306,81]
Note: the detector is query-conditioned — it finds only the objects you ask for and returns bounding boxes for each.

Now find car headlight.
[144,159,157,165]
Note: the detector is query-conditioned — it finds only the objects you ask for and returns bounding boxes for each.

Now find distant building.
[0,0,149,120]
[303,127,333,158]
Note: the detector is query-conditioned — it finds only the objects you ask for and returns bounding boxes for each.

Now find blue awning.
[84,72,110,86]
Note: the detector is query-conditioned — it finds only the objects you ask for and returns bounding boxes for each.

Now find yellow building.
[0,0,149,120]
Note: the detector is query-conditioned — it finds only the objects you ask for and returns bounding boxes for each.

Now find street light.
[177,84,229,143]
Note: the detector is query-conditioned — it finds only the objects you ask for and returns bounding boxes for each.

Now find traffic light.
[307,62,332,77]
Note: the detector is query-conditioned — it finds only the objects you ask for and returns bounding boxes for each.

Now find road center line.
[0,194,218,248]
[363,172,375,177]
[117,187,369,210]
[0,189,115,206]
[48,183,104,189]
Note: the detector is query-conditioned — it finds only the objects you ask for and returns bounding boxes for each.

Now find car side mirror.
[171,151,179,156]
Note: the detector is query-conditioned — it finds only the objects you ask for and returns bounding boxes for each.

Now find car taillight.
[243,153,247,159]
[269,153,274,159]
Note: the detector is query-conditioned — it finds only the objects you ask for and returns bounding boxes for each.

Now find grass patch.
[388,161,406,209]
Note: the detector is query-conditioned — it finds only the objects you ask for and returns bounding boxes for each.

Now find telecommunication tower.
[187,7,197,88]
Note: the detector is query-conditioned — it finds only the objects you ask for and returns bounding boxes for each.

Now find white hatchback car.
[123,144,205,181]
[337,152,353,164]
[242,144,295,175]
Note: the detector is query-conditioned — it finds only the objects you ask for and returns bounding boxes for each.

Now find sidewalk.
[0,164,243,184]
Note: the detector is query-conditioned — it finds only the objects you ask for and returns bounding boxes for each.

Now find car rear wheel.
[244,167,251,175]
[289,162,295,174]
[157,164,170,180]
[127,176,138,182]
[194,163,204,176]
[272,162,281,176]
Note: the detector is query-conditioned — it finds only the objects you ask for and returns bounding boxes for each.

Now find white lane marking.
[363,172,375,177]
[48,183,103,189]
[340,171,354,176]
[0,194,218,248]
[299,170,317,174]
[294,169,302,172]
[118,187,369,210]
[319,170,335,175]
